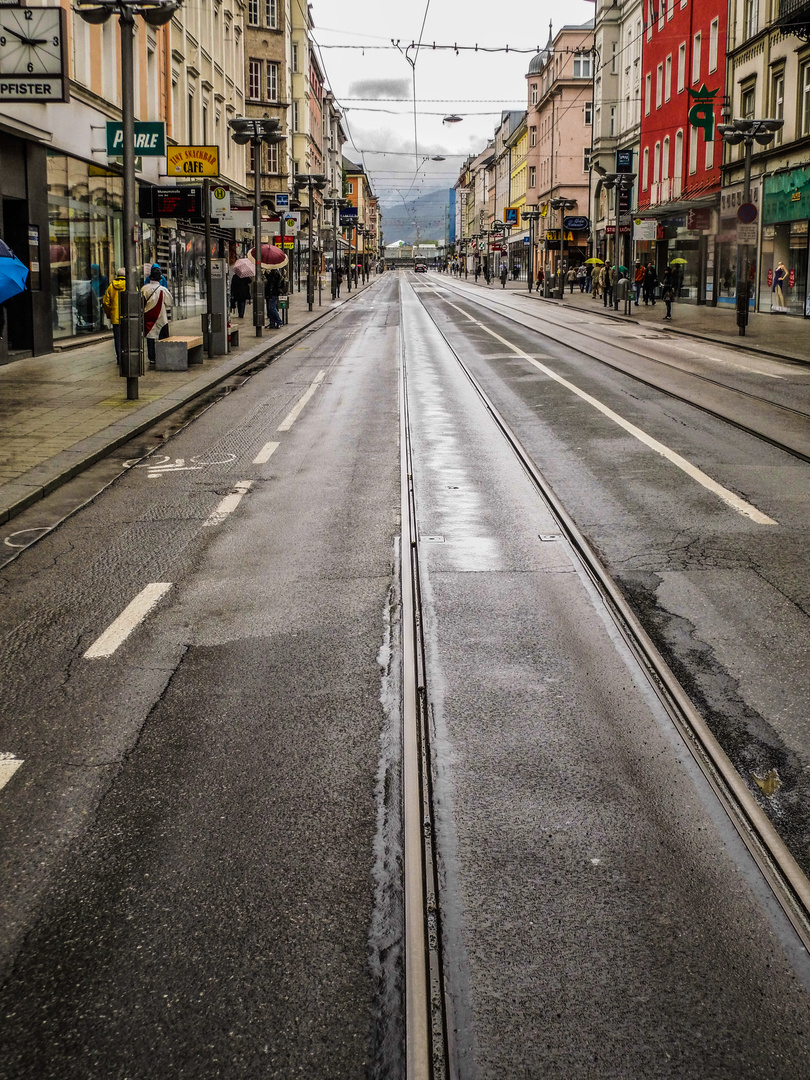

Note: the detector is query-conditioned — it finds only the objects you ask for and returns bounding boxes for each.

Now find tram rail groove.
[426,275,810,466]
[410,278,810,956]
[399,303,452,1079]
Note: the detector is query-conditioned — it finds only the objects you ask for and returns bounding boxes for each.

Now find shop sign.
[165,145,219,177]
[687,85,720,141]
[605,225,632,234]
[686,208,711,230]
[273,237,295,249]
[504,207,521,226]
[563,216,590,231]
[764,167,810,224]
[106,121,165,157]
[633,218,657,241]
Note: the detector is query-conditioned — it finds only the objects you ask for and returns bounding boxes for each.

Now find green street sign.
[106,121,166,157]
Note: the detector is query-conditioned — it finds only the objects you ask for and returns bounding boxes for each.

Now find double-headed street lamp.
[295,173,328,311]
[717,117,783,335]
[522,206,542,292]
[229,118,286,337]
[597,175,636,310]
[77,0,182,401]
[549,197,577,299]
[323,195,348,299]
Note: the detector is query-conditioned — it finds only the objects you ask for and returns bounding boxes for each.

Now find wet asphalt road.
[1,272,810,1077]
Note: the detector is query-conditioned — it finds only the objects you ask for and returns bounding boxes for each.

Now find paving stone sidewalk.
[457,274,810,365]
[0,282,371,526]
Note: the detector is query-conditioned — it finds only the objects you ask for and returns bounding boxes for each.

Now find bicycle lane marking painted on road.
[438,296,778,526]
[253,441,280,464]
[276,370,327,431]
[84,583,173,659]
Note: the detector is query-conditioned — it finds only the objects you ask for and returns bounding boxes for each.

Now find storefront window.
[47,152,124,340]
[759,222,808,316]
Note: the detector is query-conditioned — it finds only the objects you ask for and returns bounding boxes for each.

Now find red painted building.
[637,0,727,302]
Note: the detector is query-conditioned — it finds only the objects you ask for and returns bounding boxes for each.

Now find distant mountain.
[378,187,450,246]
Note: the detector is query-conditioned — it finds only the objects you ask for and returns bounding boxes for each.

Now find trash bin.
[278,295,289,326]
[615,276,629,301]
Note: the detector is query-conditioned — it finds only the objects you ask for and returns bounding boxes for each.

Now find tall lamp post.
[295,173,328,311]
[77,0,181,401]
[323,195,348,299]
[599,174,636,310]
[229,118,286,337]
[717,118,783,335]
[522,207,541,292]
[549,197,577,299]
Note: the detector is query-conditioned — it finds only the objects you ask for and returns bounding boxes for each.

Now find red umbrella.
[249,243,289,270]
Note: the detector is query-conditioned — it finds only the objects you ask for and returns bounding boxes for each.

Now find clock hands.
[2,26,50,47]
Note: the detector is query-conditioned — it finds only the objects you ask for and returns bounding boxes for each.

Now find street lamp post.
[550,197,577,299]
[323,196,348,299]
[230,117,286,337]
[522,207,541,292]
[598,174,637,310]
[295,173,328,311]
[718,118,783,335]
[77,0,181,401]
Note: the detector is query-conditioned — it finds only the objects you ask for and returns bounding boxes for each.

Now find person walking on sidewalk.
[643,262,657,305]
[578,265,587,292]
[535,266,544,292]
[602,264,614,307]
[661,267,675,320]
[141,266,173,364]
[231,272,251,319]
[102,268,126,364]
[500,263,508,288]
[264,267,283,328]
[633,261,644,305]
[567,266,577,293]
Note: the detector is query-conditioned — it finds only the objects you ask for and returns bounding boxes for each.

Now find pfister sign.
[107,121,166,157]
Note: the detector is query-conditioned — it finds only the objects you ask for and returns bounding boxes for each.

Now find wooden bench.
[154,334,204,371]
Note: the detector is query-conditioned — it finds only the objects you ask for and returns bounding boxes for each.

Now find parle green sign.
[106,121,166,157]
[687,84,720,142]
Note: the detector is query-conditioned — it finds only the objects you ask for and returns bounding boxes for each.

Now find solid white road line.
[276,370,326,431]
[253,440,280,464]
[440,297,778,526]
[0,754,23,792]
[84,583,173,659]
[203,480,253,527]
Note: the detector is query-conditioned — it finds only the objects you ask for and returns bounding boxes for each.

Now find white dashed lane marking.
[84,583,173,659]
[277,370,326,431]
[253,441,280,464]
[203,480,253,527]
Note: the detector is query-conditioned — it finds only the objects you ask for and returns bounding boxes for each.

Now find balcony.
[775,0,810,38]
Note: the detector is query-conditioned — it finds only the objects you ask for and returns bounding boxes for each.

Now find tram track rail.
[423,275,810,465]
[398,276,810,1076]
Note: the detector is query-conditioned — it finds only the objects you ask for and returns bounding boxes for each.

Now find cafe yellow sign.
[166,145,220,177]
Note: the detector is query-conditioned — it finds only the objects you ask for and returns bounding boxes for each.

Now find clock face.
[0,6,64,77]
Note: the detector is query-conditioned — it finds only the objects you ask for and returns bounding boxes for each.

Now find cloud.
[347,78,411,99]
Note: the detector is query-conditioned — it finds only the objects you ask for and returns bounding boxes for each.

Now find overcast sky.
[310,0,595,206]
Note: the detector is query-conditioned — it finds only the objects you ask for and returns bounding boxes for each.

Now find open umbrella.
[670,258,687,265]
[585,257,604,265]
[0,240,29,305]
[232,257,256,278]
[249,244,289,271]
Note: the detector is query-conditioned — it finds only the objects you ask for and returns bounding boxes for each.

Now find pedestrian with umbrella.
[0,238,30,347]
[230,258,254,318]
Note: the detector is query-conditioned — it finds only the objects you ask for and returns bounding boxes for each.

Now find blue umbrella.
[0,240,29,304]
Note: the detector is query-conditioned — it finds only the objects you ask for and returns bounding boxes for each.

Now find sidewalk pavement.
[455,275,810,365]
[0,280,372,526]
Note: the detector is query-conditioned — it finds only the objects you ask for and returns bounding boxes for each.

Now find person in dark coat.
[661,267,675,320]
[264,268,282,328]
[643,262,657,305]
[231,272,252,318]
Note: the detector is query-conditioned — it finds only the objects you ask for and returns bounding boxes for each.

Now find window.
[292,42,299,72]
[642,146,650,189]
[743,0,757,38]
[531,83,538,105]
[705,137,714,169]
[248,0,258,25]
[292,100,299,130]
[202,103,207,144]
[656,63,663,107]
[709,18,719,72]
[662,136,670,180]
[583,149,591,172]
[573,54,592,78]
[187,91,194,143]
[689,126,698,173]
[265,0,277,28]
[266,61,278,101]
[674,129,683,194]
[347,181,354,194]
[771,69,784,144]
[692,33,701,83]
[609,106,616,136]
[654,141,661,184]
[529,165,536,186]
[665,55,672,101]
[658,0,665,31]
[267,141,279,173]
[741,82,755,120]
[611,42,617,74]
[249,59,261,100]
[678,43,686,91]
[645,72,651,114]
[530,126,537,146]
[801,62,810,136]
[584,101,593,124]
